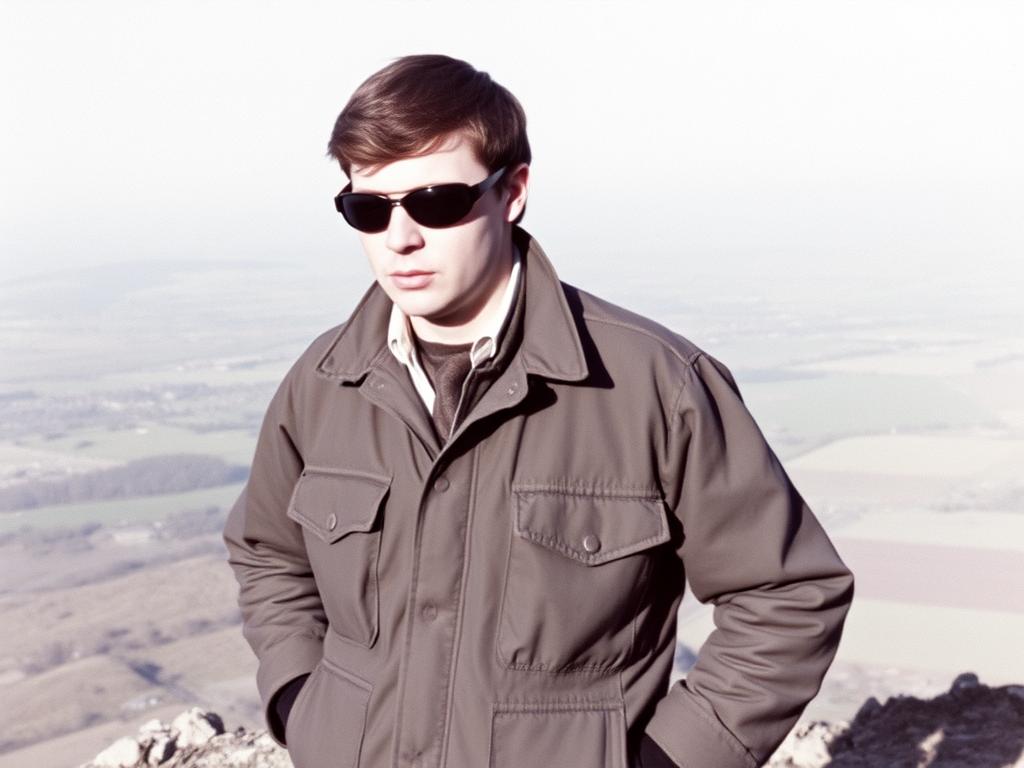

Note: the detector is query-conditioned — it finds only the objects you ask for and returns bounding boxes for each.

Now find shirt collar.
[387,243,523,371]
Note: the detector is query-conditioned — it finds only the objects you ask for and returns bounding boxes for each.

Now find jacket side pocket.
[488,698,628,768]
[285,658,372,768]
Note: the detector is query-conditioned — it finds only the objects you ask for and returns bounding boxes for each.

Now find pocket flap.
[511,486,670,565]
[287,467,391,544]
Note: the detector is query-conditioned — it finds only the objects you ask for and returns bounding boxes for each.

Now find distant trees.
[0,454,248,512]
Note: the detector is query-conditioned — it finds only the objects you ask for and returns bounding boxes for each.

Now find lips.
[390,271,435,290]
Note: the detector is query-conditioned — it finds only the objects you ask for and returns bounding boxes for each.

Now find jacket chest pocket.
[496,484,670,673]
[286,466,391,648]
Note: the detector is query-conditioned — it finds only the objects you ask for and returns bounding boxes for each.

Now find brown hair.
[325,55,531,221]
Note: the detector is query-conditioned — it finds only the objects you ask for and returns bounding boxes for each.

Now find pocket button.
[582,533,601,553]
[326,512,338,531]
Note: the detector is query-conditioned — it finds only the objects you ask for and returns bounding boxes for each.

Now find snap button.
[326,512,338,531]
[421,603,437,621]
[433,476,450,492]
[582,534,601,553]
[506,381,519,396]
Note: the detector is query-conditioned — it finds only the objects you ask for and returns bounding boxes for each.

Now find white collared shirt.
[387,244,522,414]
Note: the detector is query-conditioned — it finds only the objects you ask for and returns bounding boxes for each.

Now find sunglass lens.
[342,195,391,233]
[403,185,474,228]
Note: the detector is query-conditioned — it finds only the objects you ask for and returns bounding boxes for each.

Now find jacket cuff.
[255,632,324,747]
[645,682,758,768]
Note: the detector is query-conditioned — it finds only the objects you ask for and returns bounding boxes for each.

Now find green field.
[741,372,997,461]
[14,424,258,467]
[0,482,246,534]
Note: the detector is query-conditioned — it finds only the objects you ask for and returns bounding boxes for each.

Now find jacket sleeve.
[222,360,326,748]
[645,351,855,768]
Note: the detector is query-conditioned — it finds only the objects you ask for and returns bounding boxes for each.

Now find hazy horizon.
[2,1,1021,303]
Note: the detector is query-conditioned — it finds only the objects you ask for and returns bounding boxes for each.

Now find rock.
[144,731,176,765]
[950,671,980,693]
[226,746,256,766]
[769,719,847,767]
[83,678,1024,768]
[138,718,168,736]
[851,694,881,721]
[171,707,224,748]
[769,673,1024,767]
[83,710,292,768]
[92,736,142,768]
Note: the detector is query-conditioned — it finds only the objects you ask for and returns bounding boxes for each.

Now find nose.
[385,204,425,254]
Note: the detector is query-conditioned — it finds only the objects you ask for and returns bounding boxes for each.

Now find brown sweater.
[410,249,529,444]
[412,336,475,441]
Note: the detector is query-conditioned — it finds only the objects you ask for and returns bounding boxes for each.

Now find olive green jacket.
[222,226,855,768]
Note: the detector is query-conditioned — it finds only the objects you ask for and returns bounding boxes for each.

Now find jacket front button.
[582,533,601,553]
[421,602,437,621]
[433,476,450,492]
[326,513,338,531]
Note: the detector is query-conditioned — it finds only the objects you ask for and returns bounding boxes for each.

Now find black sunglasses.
[334,166,507,233]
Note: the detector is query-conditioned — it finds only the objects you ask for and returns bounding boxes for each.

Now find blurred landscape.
[1,257,1022,767]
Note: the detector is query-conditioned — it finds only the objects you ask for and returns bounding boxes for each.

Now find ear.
[502,162,530,223]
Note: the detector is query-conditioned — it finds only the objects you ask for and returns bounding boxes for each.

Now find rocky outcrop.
[79,708,290,768]
[83,674,1024,768]
[768,673,1024,767]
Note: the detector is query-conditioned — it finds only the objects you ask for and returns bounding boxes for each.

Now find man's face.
[348,134,521,335]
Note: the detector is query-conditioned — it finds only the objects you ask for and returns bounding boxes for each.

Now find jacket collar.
[313,225,589,385]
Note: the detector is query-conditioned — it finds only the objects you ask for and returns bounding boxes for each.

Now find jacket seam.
[668,361,697,419]
[320,655,374,692]
[493,485,517,671]
[626,553,656,670]
[261,628,326,656]
[300,465,393,484]
[511,483,661,500]
[580,313,704,370]
[501,658,629,674]
[493,697,624,713]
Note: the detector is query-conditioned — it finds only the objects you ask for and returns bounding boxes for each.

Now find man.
[222,54,855,768]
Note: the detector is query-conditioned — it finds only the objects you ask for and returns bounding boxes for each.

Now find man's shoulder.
[563,281,706,371]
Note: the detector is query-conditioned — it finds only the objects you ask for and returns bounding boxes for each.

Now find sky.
[2,0,1022,312]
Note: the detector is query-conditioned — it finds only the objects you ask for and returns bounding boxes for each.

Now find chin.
[391,294,445,319]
